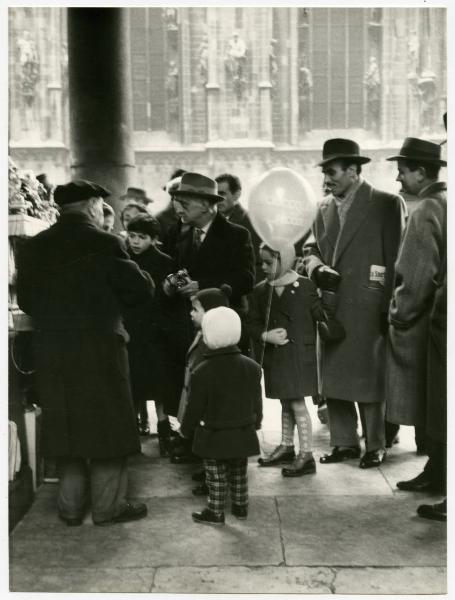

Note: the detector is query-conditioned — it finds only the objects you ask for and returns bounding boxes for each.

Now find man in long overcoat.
[304,139,405,468]
[162,172,255,434]
[16,180,154,526]
[385,137,447,503]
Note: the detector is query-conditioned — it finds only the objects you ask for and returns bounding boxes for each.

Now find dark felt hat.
[126,214,162,239]
[54,180,111,207]
[317,138,371,167]
[386,137,447,166]
[120,187,153,204]
[195,284,232,311]
[172,172,224,203]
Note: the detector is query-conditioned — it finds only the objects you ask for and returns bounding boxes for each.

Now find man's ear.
[233,189,242,202]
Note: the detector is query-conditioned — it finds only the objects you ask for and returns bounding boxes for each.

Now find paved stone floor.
[9,399,446,593]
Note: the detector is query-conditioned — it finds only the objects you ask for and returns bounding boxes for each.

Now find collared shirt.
[333,177,363,230]
[195,217,215,245]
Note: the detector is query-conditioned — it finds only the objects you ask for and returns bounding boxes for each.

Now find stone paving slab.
[10,496,283,569]
[152,565,335,593]
[9,566,155,593]
[333,566,447,594]
[278,494,446,567]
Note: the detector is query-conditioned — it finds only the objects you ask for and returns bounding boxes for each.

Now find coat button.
[200,420,205,426]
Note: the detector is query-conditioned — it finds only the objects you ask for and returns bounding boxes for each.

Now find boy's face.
[260,249,280,281]
[190,298,205,328]
[127,231,153,254]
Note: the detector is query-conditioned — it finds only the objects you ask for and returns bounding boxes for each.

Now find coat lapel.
[192,213,225,267]
[333,181,373,266]
[321,197,340,252]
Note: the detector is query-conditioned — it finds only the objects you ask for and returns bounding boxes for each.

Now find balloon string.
[259,255,278,367]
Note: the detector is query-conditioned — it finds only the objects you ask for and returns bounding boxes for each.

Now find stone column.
[67,8,135,222]
[179,7,192,144]
[288,7,299,146]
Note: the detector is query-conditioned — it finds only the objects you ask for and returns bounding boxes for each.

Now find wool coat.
[176,331,209,423]
[227,203,263,283]
[181,347,262,459]
[386,182,446,429]
[124,244,174,406]
[247,275,322,399]
[304,179,405,403]
[16,212,154,459]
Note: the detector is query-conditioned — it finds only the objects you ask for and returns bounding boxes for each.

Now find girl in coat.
[248,242,325,477]
[181,306,263,526]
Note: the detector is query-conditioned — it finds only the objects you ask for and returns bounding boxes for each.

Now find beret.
[54,179,111,206]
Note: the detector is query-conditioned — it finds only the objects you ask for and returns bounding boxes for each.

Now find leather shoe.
[232,504,248,519]
[94,502,147,526]
[282,456,316,477]
[258,444,295,467]
[320,446,360,464]
[170,452,199,464]
[192,508,225,526]
[417,499,446,522]
[192,483,209,496]
[192,470,206,482]
[359,448,386,469]
[59,515,83,527]
[397,471,445,493]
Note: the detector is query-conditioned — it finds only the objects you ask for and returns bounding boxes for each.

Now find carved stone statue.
[269,39,279,94]
[224,31,247,100]
[418,70,437,132]
[198,35,209,85]
[298,55,313,131]
[17,30,40,107]
[165,60,179,131]
[364,55,381,133]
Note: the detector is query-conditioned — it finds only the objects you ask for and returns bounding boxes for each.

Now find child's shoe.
[191,470,206,482]
[192,483,209,496]
[192,508,225,526]
[282,456,316,477]
[258,444,295,466]
[231,504,248,520]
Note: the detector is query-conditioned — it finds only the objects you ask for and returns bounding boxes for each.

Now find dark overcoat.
[228,203,263,282]
[176,331,209,423]
[181,347,262,459]
[125,244,173,404]
[247,276,321,399]
[16,212,154,459]
[304,180,405,403]
[164,211,255,314]
[386,182,446,429]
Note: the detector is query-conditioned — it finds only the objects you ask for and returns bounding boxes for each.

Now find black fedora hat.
[317,138,371,167]
[172,172,224,203]
[386,137,447,166]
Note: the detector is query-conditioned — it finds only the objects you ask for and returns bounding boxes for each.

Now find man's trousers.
[57,456,129,523]
[326,398,386,451]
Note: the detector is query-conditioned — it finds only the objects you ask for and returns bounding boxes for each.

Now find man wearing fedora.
[16,180,154,526]
[304,138,406,469]
[120,186,154,207]
[161,172,255,428]
[385,136,447,517]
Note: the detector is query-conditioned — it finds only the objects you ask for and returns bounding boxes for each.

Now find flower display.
[8,157,59,224]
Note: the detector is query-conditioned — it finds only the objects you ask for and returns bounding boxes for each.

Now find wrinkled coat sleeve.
[382,194,407,313]
[389,201,442,329]
[108,237,156,307]
[181,365,209,439]
[198,227,255,297]
[302,227,326,281]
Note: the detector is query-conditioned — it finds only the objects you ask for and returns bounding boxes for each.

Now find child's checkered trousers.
[203,457,248,515]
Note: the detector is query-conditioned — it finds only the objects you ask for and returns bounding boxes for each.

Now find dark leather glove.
[318,289,346,343]
[315,265,341,292]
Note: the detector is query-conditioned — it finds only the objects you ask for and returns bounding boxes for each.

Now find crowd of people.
[15,122,447,528]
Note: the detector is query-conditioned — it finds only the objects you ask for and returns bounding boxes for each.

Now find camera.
[165,268,191,291]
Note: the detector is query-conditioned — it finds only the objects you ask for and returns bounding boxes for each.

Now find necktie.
[193,227,203,250]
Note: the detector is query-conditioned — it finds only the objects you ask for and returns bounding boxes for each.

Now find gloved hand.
[315,265,341,291]
[317,289,346,343]
[261,328,289,346]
